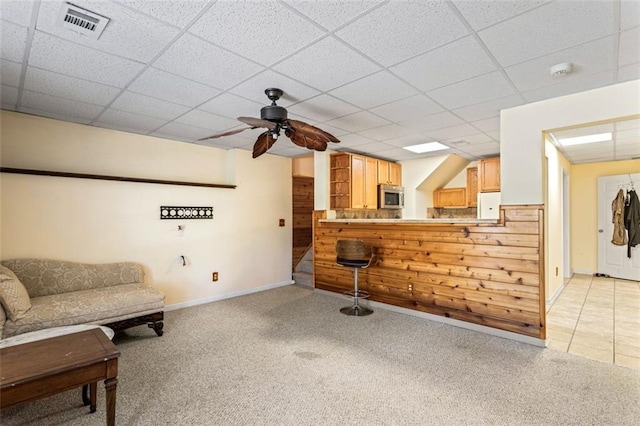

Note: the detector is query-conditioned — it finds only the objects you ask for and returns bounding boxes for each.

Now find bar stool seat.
[336,239,374,316]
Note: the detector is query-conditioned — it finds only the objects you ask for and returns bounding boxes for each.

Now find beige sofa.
[0,259,165,339]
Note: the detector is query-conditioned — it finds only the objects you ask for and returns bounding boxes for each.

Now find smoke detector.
[550,62,573,76]
[57,2,110,40]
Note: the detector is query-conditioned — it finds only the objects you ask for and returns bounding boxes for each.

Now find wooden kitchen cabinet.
[377,160,402,186]
[478,157,500,192]
[466,167,478,207]
[330,153,378,209]
[433,187,467,208]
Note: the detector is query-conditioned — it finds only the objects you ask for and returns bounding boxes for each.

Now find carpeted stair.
[292,247,313,287]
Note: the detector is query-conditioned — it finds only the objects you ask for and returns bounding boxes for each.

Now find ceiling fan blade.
[197,127,254,141]
[285,129,327,152]
[252,132,277,158]
[238,117,277,130]
[287,119,340,143]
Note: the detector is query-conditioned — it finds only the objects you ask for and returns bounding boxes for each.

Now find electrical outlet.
[212,272,219,282]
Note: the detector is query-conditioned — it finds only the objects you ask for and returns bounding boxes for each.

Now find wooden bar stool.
[336,239,374,316]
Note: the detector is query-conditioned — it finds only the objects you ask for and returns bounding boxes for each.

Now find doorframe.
[562,169,571,278]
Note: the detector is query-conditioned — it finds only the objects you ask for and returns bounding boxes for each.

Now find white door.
[597,174,640,281]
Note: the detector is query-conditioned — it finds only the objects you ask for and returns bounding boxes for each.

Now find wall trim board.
[164,280,294,312]
[0,167,236,189]
[316,289,546,347]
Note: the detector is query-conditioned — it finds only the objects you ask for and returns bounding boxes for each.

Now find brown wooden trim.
[538,207,546,340]
[0,167,236,189]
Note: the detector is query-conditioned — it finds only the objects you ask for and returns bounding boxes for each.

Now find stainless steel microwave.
[378,184,404,209]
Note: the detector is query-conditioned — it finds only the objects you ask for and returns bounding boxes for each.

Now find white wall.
[0,111,293,306]
[399,155,450,219]
[501,80,640,205]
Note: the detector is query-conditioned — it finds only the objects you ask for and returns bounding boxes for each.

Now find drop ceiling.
[1,0,638,163]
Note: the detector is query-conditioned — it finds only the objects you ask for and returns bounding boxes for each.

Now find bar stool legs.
[340,267,373,316]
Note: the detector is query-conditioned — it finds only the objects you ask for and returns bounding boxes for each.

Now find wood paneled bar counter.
[313,205,545,340]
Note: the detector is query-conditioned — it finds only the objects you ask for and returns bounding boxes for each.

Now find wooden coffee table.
[0,328,120,425]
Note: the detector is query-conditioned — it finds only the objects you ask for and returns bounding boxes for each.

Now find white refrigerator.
[478,192,501,219]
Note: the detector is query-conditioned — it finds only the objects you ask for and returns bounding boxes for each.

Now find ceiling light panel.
[403,141,449,153]
[558,132,612,146]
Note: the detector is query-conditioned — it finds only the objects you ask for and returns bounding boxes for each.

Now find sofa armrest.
[0,304,6,339]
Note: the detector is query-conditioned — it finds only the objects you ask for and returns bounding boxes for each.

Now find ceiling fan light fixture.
[403,141,449,154]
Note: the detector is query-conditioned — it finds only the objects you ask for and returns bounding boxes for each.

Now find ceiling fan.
[198,88,340,158]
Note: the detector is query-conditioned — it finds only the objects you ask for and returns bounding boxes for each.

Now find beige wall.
[292,155,314,177]
[0,111,293,306]
[570,159,640,274]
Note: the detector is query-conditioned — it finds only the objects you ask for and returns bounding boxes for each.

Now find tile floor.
[546,274,640,369]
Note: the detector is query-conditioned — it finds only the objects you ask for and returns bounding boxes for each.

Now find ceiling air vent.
[57,3,110,40]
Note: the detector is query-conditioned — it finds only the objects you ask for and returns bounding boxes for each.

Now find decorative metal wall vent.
[161,206,213,220]
[58,3,110,39]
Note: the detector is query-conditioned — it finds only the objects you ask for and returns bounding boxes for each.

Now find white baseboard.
[316,289,546,348]
[165,280,295,312]
[546,282,566,309]
[572,269,595,276]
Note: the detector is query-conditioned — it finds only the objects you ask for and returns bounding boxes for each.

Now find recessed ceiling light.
[403,141,449,153]
[557,132,612,146]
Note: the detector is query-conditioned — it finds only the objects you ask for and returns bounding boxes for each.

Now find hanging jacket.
[624,189,640,258]
[612,189,627,245]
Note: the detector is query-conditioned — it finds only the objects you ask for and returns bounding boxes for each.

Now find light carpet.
[2,285,639,425]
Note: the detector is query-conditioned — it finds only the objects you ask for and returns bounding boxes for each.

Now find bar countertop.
[319,218,500,224]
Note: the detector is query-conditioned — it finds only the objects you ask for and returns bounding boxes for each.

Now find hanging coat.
[612,189,627,245]
[624,189,640,258]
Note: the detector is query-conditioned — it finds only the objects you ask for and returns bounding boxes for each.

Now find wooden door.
[292,176,314,269]
[479,157,500,192]
[350,155,366,209]
[467,167,478,207]
[389,162,402,185]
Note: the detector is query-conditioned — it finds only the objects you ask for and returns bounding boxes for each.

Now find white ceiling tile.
[522,71,615,103]
[1,0,34,27]
[19,106,92,124]
[36,1,180,63]
[116,1,209,28]
[329,70,418,109]
[486,130,500,141]
[478,1,615,67]
[615,118,640,131]
[20,89,104,121]
[370,146,420,161]
[286,94,360,122]
[425,124,480,141]
[189,0,324,66]
[301,121,350,138]
[400,111,465,132]
[1,59,22,87]
[368,95,443,123]
[268,145,312,157]
[128,67,220,107]
[24,67,120,106]
[1,84,18,106]
[29,32,145,87]
[620,0,640,30]
[1,20,28,62]
[358,124,415,141]
[459,141,501,156]
[619,27,640,67]
[335,1,469,66]
[2,103,17,111]
[345,141,395,153]
[391,36,497,92]
[505,36,615,92]
[96,108,169,133]
[285,0,384,31]
[617,62,640,83]
[551,123,613,139]
[325,111,391,132]
[175,109,239,133]
[198,93,264,120]
[229,70,320,107]
[471,116,500,133]
[110,91,190,121]
[452,0,548,31]
[427,71,515,109]
[273,37,380,91]
[153,33,263,90]
[151,121,215,142]
[453,94,524,122]
[336,133,376,147]
[445,133,494,145]
[382,134,433,148]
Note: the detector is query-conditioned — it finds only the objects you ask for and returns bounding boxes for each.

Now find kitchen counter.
[319,218,499,224]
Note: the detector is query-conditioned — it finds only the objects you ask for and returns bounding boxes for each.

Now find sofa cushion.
[0,266,32,321]
[2,283,164,338]
[0,259,144,298]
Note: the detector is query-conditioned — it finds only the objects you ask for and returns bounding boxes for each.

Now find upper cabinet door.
[377,160,402,186]
[466,167,478,207]
[478,157,500,192]
[388,162,402,186]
